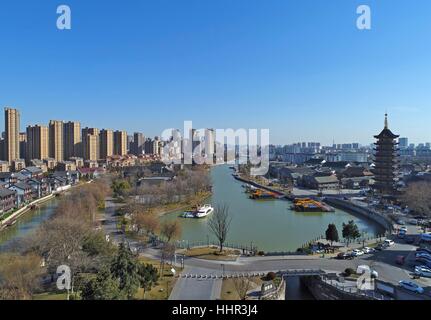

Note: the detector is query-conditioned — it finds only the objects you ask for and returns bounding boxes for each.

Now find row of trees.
[325,220,361,246]
[401,181,431,217]
[132,167,211,207]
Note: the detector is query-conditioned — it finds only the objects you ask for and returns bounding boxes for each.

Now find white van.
[384,240,395,247]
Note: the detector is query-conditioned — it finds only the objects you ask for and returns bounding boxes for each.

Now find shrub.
[344,268,355,277]
[266,272,276,281]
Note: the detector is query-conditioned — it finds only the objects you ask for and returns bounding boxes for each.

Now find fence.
[175,240,258,253]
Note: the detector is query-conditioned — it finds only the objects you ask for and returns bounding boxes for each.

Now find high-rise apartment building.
[131,132,145,156]
[4,108,20,163]
[26,125,49,162]
[82,128,100,160]
[114,130,127,156]
[49,120,64,162]
[64,121,81,160]
[100,129,114,160]
[19,132,27,160]
[83,133,98,161]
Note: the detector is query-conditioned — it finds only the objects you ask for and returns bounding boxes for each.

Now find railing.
[320,276,388,300]
[175,240,258,253]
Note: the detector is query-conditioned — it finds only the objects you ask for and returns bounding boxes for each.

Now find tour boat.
[195,205,214,218]
[182,205,214,219]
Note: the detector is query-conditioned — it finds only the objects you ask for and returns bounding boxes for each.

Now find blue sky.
[0,0,430,145]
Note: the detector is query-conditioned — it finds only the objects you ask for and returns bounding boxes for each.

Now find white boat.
[182,211,196,218]
[195,205,214,218]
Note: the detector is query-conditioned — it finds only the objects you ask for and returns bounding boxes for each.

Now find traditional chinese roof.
[374,114,399,139]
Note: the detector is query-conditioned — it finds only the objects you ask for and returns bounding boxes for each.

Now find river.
[163,165,384,252]
[0,199,58,252]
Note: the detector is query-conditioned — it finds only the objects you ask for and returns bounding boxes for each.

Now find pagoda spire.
[384,113,388,129]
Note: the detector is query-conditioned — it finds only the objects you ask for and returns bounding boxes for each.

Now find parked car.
[399,280,425,294]
[400,226,408,232]
[408,219,418,225]
[384,240,395,247]
[416,252,431,260]
[416,257,431,265]
[397,220,406,225]
[405,236,415,244]
[352,249,365,257]
[420,233,431,242]
[363,247,375,254]
[337,252,353,260]
[417,247,431,255]
[414,266,431,278]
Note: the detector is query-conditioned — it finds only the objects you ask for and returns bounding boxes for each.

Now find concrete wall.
[324,198,393,232]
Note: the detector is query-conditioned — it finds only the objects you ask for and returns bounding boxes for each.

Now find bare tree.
[133,212,160,237]
[208,204,232,253]
[232,277,252,300]
[160,220,182,243]
[0,253,44,300]
[402,181,431,217]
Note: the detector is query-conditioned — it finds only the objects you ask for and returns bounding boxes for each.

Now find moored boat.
[182,204,214,218]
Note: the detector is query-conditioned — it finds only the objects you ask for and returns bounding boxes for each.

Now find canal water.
[163,165,384,252]
[0,199,58,252]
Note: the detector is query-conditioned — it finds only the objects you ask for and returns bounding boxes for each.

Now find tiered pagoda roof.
[372,114,399,197]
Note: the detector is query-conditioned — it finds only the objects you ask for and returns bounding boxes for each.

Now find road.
[169,267,222,300]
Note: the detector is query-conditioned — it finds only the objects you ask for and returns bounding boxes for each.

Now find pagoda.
[372,114,399,197]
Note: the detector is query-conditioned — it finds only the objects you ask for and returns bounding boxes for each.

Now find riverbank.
[154,191,212,217]
[0,194,56,232]
[232,173,289,197]
[324,197,393,233]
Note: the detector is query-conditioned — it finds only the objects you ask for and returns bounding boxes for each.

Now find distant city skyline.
[1,1,430,145]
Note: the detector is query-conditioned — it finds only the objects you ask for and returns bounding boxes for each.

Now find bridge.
[175,269,326,280]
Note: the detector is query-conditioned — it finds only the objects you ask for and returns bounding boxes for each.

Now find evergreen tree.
[110,242,140,299]
[342,220,361,246]
[325,223,339,246]
[81,267,121,300]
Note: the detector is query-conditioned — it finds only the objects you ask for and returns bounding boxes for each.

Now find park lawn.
[33,292,68,300]
[220,277,264,300]
[181,246,241,261]
[137,256,180,300]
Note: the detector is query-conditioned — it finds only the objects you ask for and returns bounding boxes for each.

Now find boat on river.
[249,189,278,200]
[291,198,335,212]
[182,205,214,219]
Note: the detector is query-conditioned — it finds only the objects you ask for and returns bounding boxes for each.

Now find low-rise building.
[30,159,48,173]
[44,158,58,171]
[69,157,84,168]
[57,161,77,172]
[301,174,340,190]
[8,182,33,206]
[21,166,44,179]
[0,161,10,173]
[0,189,16,214]
[12,159,26,172]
